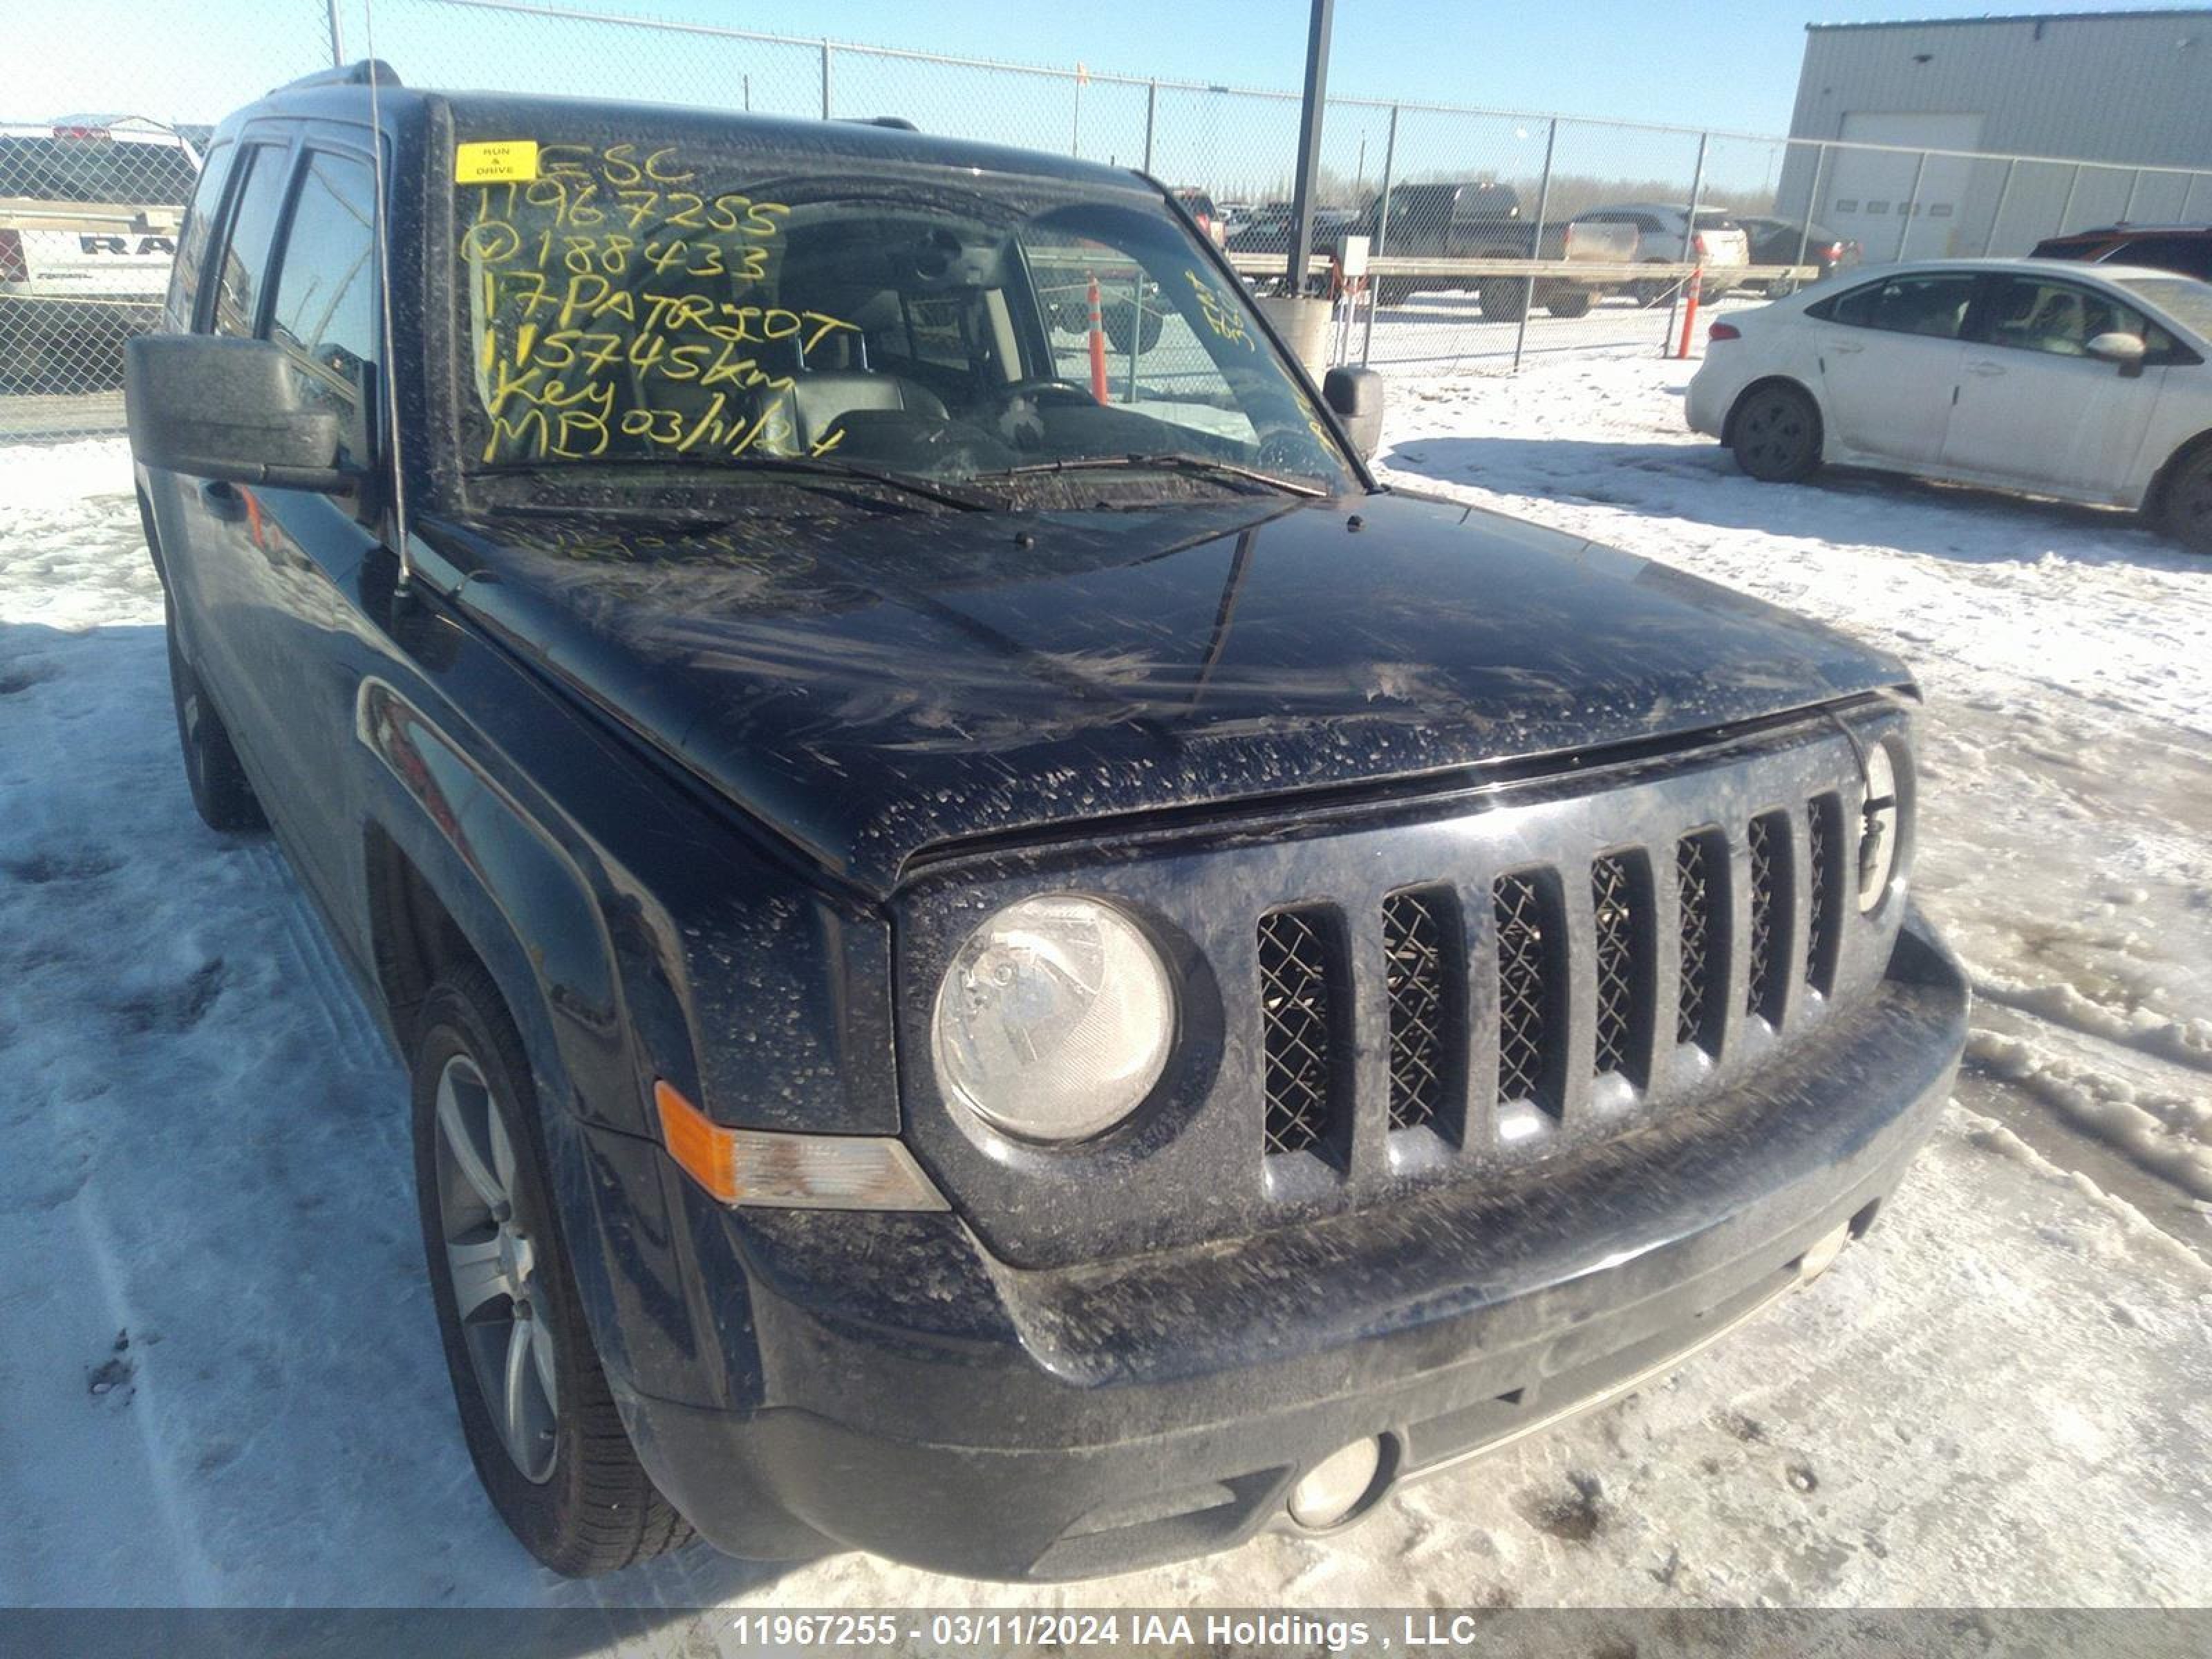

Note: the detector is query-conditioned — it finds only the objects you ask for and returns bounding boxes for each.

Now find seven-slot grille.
[1258,796,1852,1160]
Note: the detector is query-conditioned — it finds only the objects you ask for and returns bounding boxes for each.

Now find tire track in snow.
[248,840,387,1074]
[0,633,223,1603]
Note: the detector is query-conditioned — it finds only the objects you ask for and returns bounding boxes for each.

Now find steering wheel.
[990,377,1098,409]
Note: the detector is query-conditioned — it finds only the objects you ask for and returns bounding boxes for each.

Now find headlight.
[931,894,1174,1143]
[1856,738,1901,912]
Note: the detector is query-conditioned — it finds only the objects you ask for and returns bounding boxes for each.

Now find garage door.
[1829,111,1985,261]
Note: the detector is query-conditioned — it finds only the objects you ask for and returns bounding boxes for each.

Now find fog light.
[1798,1220,1851,1282]
[1287,1438,1385,1529]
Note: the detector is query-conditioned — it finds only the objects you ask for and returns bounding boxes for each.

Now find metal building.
[1777,9,2212,259]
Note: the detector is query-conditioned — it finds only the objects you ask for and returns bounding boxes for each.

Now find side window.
[165,143,234,330]
[209,143,295,338]
[2114,237,2212,283]
[1822,274,1974,339]
[265,150,382,430]
[1971,276,2175,360]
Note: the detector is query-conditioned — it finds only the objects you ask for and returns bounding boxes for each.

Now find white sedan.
[1685,258,2212,551]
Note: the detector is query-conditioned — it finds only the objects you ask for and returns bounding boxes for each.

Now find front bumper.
[612,911,1967,1582]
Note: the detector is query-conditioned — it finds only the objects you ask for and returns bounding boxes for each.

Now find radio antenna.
[361,0,414,596]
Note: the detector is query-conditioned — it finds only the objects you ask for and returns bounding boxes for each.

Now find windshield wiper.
[976,452,1331,498]
[474,453,993,512]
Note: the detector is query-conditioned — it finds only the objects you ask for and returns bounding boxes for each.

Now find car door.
[1943,274,2170,500]
[158,133,298,760]
[1810,272,1976,465]
[217,142,391,914]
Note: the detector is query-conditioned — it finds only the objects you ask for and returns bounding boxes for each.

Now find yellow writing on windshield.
[460,141,848,465]
[1183,269,1254,350]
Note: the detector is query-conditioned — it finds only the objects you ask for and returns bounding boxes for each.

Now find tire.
[1728,382,1824,483]
[1545,288,1594,319]
[1476,276,1530,321]
[1100,297,1163,355]
[165,605,266,833]
[411,963,693,1576]
[1632,262,1674,308]
[2159,442,2212,554]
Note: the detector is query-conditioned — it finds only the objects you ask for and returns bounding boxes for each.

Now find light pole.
[1285,0,1335,294]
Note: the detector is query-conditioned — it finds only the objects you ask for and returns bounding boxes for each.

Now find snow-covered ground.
[3,354,2210,1624]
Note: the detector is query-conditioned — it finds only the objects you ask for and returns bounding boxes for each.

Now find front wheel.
[412,963,693,1576]
[1729,382,1823,482]
[2159,444,2212,553]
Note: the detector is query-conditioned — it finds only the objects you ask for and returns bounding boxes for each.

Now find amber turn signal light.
[653,1080,948,1211]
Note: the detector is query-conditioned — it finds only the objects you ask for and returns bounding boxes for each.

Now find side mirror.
[1322,364,1385,460]
[2086,330,2148,377]
[126,335,350,489]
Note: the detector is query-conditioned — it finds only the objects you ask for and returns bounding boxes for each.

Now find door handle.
[1966,359,2006,377]
[198,479,250,523]
[1829,341,1864,355]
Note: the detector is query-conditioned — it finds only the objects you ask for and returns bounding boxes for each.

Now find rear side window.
[165,143,235,330]
[2109,236,2212,283]
[0,133,198,204]
[1815,273,1975,339]
[266,150,382,431]
[209,144,295,338]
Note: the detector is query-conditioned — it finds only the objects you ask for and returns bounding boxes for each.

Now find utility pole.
[1285,0,1335,294]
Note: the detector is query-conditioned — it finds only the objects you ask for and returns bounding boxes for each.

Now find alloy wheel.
[432,1052,561,1484]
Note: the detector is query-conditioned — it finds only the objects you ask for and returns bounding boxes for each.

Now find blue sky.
[4,0,2184,134]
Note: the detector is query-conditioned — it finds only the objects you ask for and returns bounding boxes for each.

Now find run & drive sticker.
[455,140,539,183]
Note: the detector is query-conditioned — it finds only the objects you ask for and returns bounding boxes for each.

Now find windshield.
[444,118,1357,507]
[2113,275,2212,344]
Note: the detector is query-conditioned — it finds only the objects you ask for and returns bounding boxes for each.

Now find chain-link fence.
[6,0,2212,438]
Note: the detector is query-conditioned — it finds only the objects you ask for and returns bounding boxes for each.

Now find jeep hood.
[424,490,1909,894]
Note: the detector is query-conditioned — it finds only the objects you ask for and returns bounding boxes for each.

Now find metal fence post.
[2057,162,2083,236]
[326,0,348,66]
[1510,116,1557,375]
[1896,149,1927,260]
[821,40,833,120]
[1071,74,1082,158]
[1358,102,1398,366]
[1980,156,2018,254]
[1663,130,1708,356]
[1795,142,1829,268]
[1142,79,1157,175]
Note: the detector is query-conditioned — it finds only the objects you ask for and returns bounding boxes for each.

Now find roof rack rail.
[269,59,403,96]
[838,115,918,131]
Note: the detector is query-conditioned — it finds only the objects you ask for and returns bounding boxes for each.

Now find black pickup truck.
[125,64,1967,1582]
[1349,180,1639,317]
